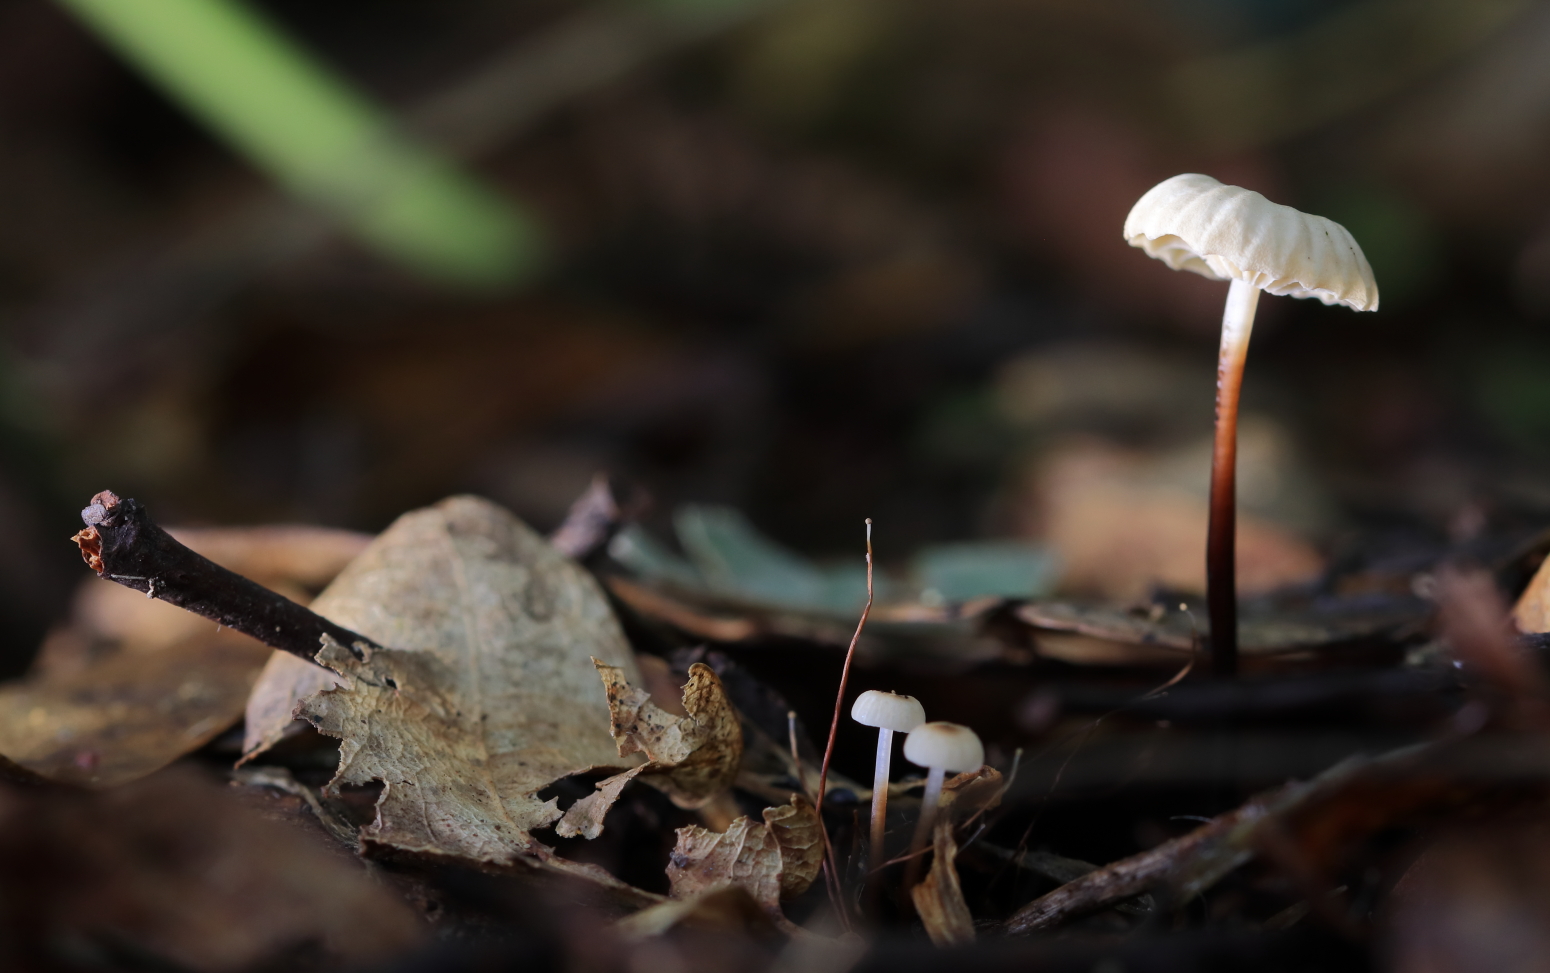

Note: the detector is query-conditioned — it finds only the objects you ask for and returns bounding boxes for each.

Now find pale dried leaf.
[764,794,823,898]
[556,660,742,838]
[911,821,975,946]
[295,496,641,865]
[556,764,649,840]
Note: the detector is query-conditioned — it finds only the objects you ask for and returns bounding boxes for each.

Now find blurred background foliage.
[1,0,1550,672]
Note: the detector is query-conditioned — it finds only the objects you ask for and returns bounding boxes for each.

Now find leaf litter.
[42,483,1550,972]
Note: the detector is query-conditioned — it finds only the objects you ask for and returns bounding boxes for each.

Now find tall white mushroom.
[902,721,983,886]
[852,690,926,878]
[1124,174,1378,675]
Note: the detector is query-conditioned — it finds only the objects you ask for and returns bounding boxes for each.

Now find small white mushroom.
[902,721,984,883]
[851,690,926,876]
[1124,174,1378,675]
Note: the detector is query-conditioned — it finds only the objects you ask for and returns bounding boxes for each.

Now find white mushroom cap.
[903,721,984,772]
[1124,173,1379,312]
[851,690,926,732]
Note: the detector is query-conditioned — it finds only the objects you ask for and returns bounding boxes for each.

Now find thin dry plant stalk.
[815,518,875,930]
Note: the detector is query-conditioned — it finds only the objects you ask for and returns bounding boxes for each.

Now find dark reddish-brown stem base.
[1207,384,1240,677]
[1207,279,1259,677]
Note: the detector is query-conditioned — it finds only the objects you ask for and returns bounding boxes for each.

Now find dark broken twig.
[71,490,382,663]
[1002,733,1550,934]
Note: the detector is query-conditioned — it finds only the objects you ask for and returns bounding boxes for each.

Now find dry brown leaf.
[0,631,269,787]
[556,660,742,839]
[0,766,424,971]
[911,821,975,946]
[293,495,641,865]
[663,795,821,931]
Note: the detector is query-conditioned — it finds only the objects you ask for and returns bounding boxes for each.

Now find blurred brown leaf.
[0,635,265,787]
[1439,566,1549,728]
[0,767,425,972]
[1024,436,1323,601]
[1384,818,1550,973]
[557,660,743,839]
[911,821,974,946]
[293,495,643,865]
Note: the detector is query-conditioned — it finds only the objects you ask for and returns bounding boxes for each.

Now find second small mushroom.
[903,721,984,884]
[852,689,926,877]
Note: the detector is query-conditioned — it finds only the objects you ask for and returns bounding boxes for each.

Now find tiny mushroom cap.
[852,690,927,733]
[903,721,984,773]
[1124,173,1379,312]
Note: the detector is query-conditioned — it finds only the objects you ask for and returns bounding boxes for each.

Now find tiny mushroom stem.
[902,721,983,889]
[1124,174,1378,676]
[851,690,926,880]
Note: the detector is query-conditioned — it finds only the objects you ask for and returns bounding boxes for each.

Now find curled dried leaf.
[556,660,742,838]
[763,794,823,898]
[911,821,975,946]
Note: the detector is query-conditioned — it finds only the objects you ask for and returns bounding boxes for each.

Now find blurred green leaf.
[59,0,541,288]
[674,505,873,613]
[911,541,1057,604]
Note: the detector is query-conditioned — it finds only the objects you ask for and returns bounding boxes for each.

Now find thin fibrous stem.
[868,728,894,877]
[816,518,874,931]
[787,710,810,802]
[1207,279,1260,677]
[904,765,947,889]
[71,490,380,662]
